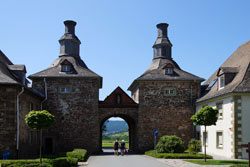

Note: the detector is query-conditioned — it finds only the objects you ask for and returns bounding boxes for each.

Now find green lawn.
[102,142,129,148]
[185,160,249,165]
[145,150,213,159]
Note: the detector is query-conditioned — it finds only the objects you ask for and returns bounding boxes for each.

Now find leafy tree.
[156,135,185,153]
[191,106,218,162]
[25,110,55,163]
[188,138,201,153]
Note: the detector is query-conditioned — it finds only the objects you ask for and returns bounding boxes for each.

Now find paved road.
[85,148,231,167]
[87,148,171,167]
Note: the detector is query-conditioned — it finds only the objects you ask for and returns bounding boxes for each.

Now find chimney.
[153,23,172,59]
[64,20,76,35]
[59,20,81,57]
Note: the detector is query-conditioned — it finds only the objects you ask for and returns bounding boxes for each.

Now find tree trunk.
[40,129,43,164]
[204,125,207,162]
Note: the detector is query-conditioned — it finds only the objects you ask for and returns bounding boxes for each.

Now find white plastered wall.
[197,96,234,158]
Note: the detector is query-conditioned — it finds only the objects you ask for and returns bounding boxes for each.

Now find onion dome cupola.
[153,23,172,60]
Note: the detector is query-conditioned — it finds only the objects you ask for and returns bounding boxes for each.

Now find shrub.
[0,160,51,167]
[188,138,201,153]
[52,157,78,167]
[156,135,185,153]
[145,150,213,159]
[66,149,87,162]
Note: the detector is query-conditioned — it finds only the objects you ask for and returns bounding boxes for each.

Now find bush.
[52,157,78,167]
[156,135,185,153]
[0,160,51,167]
[145,150,213,159]
[66,149,87,162]
[188,138,201,153]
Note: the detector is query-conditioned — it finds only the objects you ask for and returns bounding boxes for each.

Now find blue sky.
[1,0,250,100]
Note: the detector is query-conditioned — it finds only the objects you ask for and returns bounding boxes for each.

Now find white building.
[196,41,250,159]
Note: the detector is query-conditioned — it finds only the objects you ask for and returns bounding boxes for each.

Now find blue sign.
[153,129,159,136]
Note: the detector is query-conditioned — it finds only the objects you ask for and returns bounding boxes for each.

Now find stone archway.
[99,114,137,152]
[98,87,138,152]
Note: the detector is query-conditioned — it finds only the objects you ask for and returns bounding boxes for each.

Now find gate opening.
[101,117,129,154]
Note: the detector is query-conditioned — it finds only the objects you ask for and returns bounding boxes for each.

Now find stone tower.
[29,20,102,154]
[128,23,204,151]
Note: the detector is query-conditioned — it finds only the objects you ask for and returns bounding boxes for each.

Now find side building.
[128,23,204,151]
[0,50,44,158]
[196,41,250,159]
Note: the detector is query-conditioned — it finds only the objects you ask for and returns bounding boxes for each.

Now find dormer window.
[62,65,71,72]
[218,75,225,90]
[61,60,74,73]
[165,68,173,75]
[163,63,174,75]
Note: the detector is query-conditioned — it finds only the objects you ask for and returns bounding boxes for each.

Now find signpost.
[153,129,159,150]
[241,142,250,167]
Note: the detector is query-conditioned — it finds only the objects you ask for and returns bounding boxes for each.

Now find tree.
[25,110,55,163]
[191,106,218,162]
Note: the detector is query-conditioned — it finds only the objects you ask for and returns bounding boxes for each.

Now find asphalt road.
[87,148,171,167]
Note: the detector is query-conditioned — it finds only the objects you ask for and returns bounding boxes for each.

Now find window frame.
[218,75,225,90]
[165,68,173,75]
[216,102,223,120]
[61,64,71,72]
[216,131,223,149]
[59,85,71,94]
[164,88,176,96]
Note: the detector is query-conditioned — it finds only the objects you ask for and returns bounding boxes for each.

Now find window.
[156,47,160,57]
[165,68,173,75]
[61,65,71,72]
[29,102,34,111]
[203,131,208,146]
[218,75,225,89]
[217,103,223,119]
[216,132,223,148]
[60,87,70,93]
[164,88,176,96]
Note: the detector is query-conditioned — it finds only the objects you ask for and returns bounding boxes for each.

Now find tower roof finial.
[153,23,172,59]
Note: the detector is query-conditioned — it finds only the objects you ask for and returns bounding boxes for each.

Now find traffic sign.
[153,129,159,136]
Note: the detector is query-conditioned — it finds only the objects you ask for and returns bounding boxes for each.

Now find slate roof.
[29,56,101,79]
[197,40,250,103]
[0,50,23,85]
[0,50,44,98]
[128,58,204,90]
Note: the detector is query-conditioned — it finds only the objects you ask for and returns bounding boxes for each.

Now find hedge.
[145,150,213,159]
[66,149,87,162]
[0,148,87,167]
[52,157,78,167]
[0,159,51,167]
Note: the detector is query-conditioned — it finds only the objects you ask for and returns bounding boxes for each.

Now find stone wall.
[32,78,100,154]
[0,85,41,158]
[0,85,18,158]
[136,81,200,151]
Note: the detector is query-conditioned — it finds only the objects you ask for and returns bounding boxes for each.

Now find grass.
[102,141,129,148]
[145,150,213,159]
[185,160,249,165]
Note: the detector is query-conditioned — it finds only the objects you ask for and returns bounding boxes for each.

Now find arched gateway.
[99,87,138,152]
[5,20,204,158]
